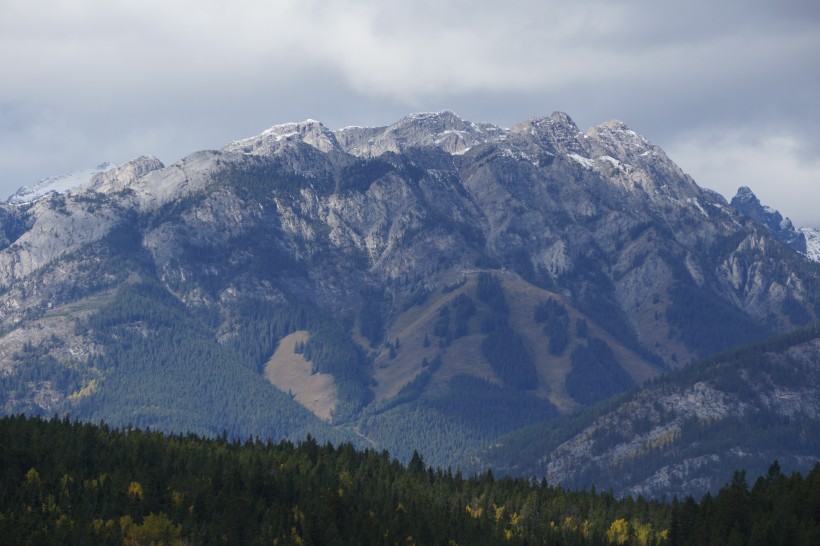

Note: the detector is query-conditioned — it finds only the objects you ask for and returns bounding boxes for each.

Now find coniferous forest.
[1,415,818,545]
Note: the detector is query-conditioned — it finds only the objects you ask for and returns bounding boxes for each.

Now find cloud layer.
[2,0,819,225]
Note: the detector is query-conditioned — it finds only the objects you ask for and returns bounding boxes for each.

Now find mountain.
[1,111,819,483]
[470,322,820,498]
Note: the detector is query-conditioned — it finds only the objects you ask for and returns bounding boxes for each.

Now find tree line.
[1,415,817,545]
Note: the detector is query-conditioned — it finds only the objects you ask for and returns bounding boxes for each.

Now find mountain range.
[1,111,818,497]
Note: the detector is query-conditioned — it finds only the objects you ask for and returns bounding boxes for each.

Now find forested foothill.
[1,415,818,545]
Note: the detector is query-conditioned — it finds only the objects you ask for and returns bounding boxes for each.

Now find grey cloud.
[1,0,818,227]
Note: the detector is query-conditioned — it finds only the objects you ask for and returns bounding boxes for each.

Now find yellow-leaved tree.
[607,518,630,545]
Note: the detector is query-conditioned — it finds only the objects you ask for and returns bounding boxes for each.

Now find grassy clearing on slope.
[264,331,338,421]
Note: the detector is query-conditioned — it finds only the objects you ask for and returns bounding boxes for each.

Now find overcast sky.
[2,0,819,226]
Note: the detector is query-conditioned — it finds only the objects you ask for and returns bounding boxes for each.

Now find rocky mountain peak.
[504,113,702,206]
[85,156,166,195]
[399,109,464,127]
[224,119,342,156]
[547,111,578,127]
[509,112,585,155]
[732,186,758,206]
[336,110,505,157]
[730,186,806,253]
[587,119,651,155]
[515,111,579,129]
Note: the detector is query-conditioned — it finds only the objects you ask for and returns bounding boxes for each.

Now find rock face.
[0,111,818,486]
[801,227,820,263]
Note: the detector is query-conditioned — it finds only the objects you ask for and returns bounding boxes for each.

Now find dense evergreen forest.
[565,338,634,405]
[1,416,818,545]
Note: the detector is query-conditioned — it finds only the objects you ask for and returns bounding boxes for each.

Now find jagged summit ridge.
[2,110,763,232]
[258,110,702,204]
[221,110,508,159]
[504,113,701,204]
[336,110,506,157]
[730,186,806,253]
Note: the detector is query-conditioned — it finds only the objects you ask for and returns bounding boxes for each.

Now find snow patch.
[501,147,541,166]
[568,153,596,169]
[687,198,708,217]
[598,155,621,167]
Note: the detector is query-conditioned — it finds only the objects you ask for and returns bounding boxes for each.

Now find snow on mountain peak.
[224,119,342,156]
[7,162,118,205]
[224,112,501,159]
[402,110,460,122]
[390,110,496,136]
